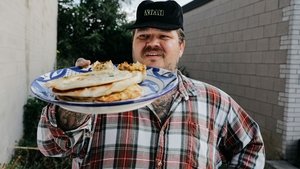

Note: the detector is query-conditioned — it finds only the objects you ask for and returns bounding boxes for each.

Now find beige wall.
[181,0,300,163]
[0,0,57,163]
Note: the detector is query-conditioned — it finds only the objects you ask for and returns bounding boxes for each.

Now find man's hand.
[75,58,91,68]
[54,58,91,131]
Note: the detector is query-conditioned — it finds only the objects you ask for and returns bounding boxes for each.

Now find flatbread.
[95,84,143,102]
[57,84,143,102]
[46,61,147,102]
[52,71,144,97]
[45,70,132,91]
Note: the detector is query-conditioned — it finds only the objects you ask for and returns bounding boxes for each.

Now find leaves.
[57,0,132,68]
[22,98,47,146]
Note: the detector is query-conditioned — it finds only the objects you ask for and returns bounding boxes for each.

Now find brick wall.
[278,0,300,163]
[181,0,300,162]
[0,0,57,163]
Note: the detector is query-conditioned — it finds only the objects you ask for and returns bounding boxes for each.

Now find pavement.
[265,160,299,169]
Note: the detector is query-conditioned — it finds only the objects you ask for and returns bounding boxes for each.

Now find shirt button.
[157,160,162,167]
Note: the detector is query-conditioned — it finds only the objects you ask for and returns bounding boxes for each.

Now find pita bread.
[57,84,143,102]
[45,70,132,91]
[52,71,144,97]
[45,61,147,102]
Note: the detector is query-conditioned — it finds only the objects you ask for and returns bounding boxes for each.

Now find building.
[0,0,57,163]
[181,0,300,166]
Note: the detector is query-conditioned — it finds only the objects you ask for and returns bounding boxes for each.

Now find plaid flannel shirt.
[37,71,265,169]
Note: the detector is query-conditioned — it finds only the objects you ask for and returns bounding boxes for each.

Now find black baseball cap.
[128,0,183,30]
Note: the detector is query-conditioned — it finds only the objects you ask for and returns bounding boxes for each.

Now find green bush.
[4,97,72,169]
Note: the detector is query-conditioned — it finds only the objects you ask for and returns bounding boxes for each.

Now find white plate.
[31,66,178,114]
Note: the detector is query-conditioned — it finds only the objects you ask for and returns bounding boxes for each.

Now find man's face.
[132,28,185,71]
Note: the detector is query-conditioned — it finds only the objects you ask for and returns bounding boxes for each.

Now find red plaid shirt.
[37,72,265,169]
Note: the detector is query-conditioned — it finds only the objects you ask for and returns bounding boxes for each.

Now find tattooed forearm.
[56,107,90,131]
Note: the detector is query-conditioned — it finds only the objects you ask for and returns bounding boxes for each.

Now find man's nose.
[146,37,160,47]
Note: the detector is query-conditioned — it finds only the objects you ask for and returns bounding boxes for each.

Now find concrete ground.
[265,161,299,169]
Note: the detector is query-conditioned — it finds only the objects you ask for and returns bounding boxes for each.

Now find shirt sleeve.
[37,104,92,158]
[221,98,265,169]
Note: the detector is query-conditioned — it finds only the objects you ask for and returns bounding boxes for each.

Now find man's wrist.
[56,107,90,131]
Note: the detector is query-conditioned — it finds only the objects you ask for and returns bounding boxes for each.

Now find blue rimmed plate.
[31,66,178,114]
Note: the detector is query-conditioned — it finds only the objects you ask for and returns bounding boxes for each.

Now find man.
[37,1,265,168]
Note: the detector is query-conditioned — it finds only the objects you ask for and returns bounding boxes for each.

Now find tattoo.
[56,107,90,131]
[151,89,177,119]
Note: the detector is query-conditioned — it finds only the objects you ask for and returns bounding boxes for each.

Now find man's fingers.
[75,58,91,68]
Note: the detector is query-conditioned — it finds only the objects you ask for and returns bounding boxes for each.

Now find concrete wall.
[0,0,57,163]
[181,0,300,163]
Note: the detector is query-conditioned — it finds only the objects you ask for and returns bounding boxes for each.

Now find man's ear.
[179,40,185,58]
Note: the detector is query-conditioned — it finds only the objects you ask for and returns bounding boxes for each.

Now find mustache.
[142,46,164,53]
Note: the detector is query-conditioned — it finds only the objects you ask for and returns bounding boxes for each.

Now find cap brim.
[127,22,182,30]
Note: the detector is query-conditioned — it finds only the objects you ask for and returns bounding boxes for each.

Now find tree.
[57,0,133,68]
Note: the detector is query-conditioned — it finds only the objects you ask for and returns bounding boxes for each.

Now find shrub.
[3,97,72,169]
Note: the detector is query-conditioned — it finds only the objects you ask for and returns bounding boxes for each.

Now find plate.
[31,66,178,114]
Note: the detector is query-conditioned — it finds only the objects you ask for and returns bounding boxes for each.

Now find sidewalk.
[265,161,299,169]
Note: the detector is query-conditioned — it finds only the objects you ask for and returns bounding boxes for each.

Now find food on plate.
[57,84,143,102]
[91,60,114,71]
[45,60,146,102]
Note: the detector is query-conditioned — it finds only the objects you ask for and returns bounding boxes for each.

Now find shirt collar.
[176,70,198,100]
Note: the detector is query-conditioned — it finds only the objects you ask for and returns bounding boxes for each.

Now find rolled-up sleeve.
[224,99,265,169]
[37,104,92,158]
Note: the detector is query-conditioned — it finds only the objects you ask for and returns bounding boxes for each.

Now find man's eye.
[160,35,170,40]
[138,35,148,39]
